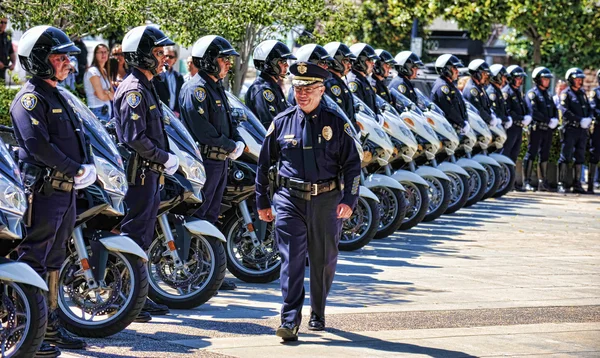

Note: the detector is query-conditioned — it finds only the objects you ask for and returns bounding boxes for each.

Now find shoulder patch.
[398,84,407,93]
[441,86,449,94]
[503,92,509,100]
[266,122,275,136]
[331,85,342,97]
[528,92,536,100]
[489,93,496,101]
[194,87,207,102]
[560,93,567,101]
[470,88,478,96]
[126,92,142,108]
[348,82,358,93]
[263,89,275,102]
[21,94,38,111]
[344,122,354,136]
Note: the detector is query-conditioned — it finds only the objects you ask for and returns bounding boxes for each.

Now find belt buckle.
[311,183,318,196]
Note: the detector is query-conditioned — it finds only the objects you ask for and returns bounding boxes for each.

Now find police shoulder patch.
[263,89,275,102]
[528,92,536,100]
[266,122,275,136]
[348,82,358,93]
[194,87,207,102]
[470,88,478,96]
[331,85,342,96]
[21,94,38,111]
[344,122,354,136]
[398,84,407,93]
[126,92,142,108]
[441,86,449,94]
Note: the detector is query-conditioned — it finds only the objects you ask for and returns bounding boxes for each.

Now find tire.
[481,163,502,200]
[223,212,280,284]
[493,163,516,198]
[372,187,406,239]
[445,173,470,214]
[399,182,429,230]
[0,281,47,358]
[464,167,487,207]
[339,196,379,251]
[422,176,451,222]
[148,234,226,309]
[59,252,148,338]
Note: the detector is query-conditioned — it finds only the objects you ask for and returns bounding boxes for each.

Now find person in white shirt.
[84,44,114,121]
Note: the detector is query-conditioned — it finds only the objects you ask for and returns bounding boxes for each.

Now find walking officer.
[558,67,592,194]
[524,67,558,191]
[256,62,361,341]
[463,59,499,126]
[588,69,600,194]
[11,25,95,356]
[389,51,425,104]
[430,54,471,135]
[323,42,356,125]
[346,43,380,113]
[369,49,396,104]
[245,40,296,128]
[115,25,180,319]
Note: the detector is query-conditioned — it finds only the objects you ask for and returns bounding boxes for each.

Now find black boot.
[588,164,597,194]
[35,341,61,357]
[523,160,535,191]
[557,163,569,194]
[142,297,170,315]
[538,161,550,192]
[573,164,586,194]
[45,271,87,350]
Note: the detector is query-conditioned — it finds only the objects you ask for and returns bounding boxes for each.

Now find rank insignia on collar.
[331,85,341,96]
[131,113,140,121]
[194,87,206,102]
[297,62,307,74]
[126,92,142,108]
[528,92,536,100]
[322,126,333,141]
[441,86,449,94]
[348,82,358,93]
[470,88,478,96]
[399,84,407,93]
[263,89,275,102]
[21,94,38,111]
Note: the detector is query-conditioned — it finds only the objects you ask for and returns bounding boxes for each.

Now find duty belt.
[278,176,338,200]
[201,145,229,161]
[532,122,550,131]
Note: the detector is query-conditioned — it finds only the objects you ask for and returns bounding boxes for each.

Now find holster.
[47,170,74,192]
[119,144,141,185]
[201,145,229,161]
[20,163,43,227]
[268,165,278,199]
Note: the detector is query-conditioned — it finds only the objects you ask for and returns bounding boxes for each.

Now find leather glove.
[503,116,513,129]
[580,117,592,129]
[549,117,559,129]
[74,164,97,190]
[522,115,533,126]
[460,121,471,135]
[228,141,245,160]
[164,153,180,176]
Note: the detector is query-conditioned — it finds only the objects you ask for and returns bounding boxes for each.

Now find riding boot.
[537,161,549,192]
[572,164,586,194]
[45,271,87,349]
[588,164,597,194]
[523,160,535,191]
[557,163,569,194]
[35,273,61,358]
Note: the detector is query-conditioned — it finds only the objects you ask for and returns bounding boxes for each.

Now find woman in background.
[84,44,114,121]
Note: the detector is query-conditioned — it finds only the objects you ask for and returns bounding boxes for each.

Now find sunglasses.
[294,85,324,95]
[165,55,176,60]
[219,56,234,64]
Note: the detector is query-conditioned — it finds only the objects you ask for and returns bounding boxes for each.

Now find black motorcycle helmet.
[18,25,81,80]
[506,65,527,87]
[323,42,355,74]
[294,44,333,67]
[565,67,585,87]
[122,25,175,76]
[394,51,424,77]
[489,64,508,86]
[532,66,554,86]
[468,59,491,82]
[192,35,240,77]
[373,49,396,77]
[434,54,464,78]
[349,43,380,73]
[253,40,296,78]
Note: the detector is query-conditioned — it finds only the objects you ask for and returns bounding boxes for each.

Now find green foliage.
[0,86,18,126]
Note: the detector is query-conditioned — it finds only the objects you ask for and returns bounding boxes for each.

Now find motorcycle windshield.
[414,88,445,116]
[375,94,401,117]
[389,88,424,116]
[226,92,266,143]
[162,104,202,160]
[0,136,21,186]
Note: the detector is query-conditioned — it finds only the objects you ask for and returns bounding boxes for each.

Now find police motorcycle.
[0,129,49,357]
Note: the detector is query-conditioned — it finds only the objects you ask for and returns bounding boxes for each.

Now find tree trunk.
[532,37,542,65]
[232,24,257,97]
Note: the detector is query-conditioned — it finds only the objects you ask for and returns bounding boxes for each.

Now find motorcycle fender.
[437,162,470,177]
[0,262,48,291]
[415,165,450,181]
[456,158,486,172]
[359,186,380,203]
[489,153,516,167]
[100,236,149,262]
[472,154,501,167]
[390,169,429,187]
[365,174,405,191]
[184,219,227,243]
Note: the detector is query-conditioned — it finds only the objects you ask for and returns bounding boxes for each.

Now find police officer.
[487,65,511,127]
[115,25,179,319]
[256,62,360,341]
[369,49,396,104]
[11,25,94,356]
[389,51,424,104]
[286,44,333,105]
[588,69,600,194]
[323,42,357,125]
[430,54,471,135]
[347,43,380,113]
[558,68,592,194]
[463,59,499,126]
[245,40,296,128]
[524,67,559,191]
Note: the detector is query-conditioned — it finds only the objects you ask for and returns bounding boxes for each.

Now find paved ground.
[63,191,600,357]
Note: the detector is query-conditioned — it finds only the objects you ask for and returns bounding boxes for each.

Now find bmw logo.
[234,170,244,180]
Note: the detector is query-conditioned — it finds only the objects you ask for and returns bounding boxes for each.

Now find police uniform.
[256,63,361,333]
[346,69,379,113]
[245,72,289,128]
[558,87,591,166]
[0,30,14,81]
[389,75,418,104]
[11,77,90,275]
[179,71,244,223]
[589,87,600,167]
[325,72,356,122]
[368,75,392,104]
[114,67,171,250]
[462,79,494,124]
[525,86,557,163]
[502,84,529,162]
[430,76,468,129]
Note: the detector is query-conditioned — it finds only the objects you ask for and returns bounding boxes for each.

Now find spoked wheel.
[445,172,470,214]
[223,213,280,284]
[58,248,148,338]
[339,197,379,251]
[493,163,516,198]
[481,163,502,200]
[372,187,406,239]
[0,281,46,358]
[399,181,429,230]
[464,167,487,207]
[423,176,451,222]
[148,231,226,309]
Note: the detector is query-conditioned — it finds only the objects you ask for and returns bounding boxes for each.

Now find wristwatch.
[76,166,85,177]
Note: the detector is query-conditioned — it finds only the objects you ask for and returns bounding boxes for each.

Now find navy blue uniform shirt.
[245,72,289,128]
[502,84,529,125]
[324,72,356,122]
[591,87,600,118]
[559,87,591,125]
[430,76,468,129]
[487,84,510,123]
[389,75,418,104]
[346,70,379,114]
[463,79,494,124]
[179,72,243,153]
[113,67,170,164]
[10,77,88,177]
[369,76,393,105]
[256,103,361,210]
[526,86,557,124]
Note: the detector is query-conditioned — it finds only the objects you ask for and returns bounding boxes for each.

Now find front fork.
[157,214,185,270]
[72,226,101,290]
[238,199,266,251]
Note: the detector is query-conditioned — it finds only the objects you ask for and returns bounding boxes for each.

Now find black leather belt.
[533,122,550,131]
[201,145,229,161]
[278,176,338,200]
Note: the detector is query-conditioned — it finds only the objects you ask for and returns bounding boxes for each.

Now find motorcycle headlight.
[0,172,27,216]
[94,156,127,196]
[179,150,206,187]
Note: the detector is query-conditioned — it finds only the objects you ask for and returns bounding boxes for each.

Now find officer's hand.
[580,117,592,129]
[549,117,559,129]
[228,141,245,160]
[460,122,471,135]
[504,116,513,129]
[74,164,97,190]
[258,208,274,222]
[164,153,180,175]
[522,115,533,126]
[337,204,353,219]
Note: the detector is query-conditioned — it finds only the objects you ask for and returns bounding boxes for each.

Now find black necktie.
[302,116,317,178]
